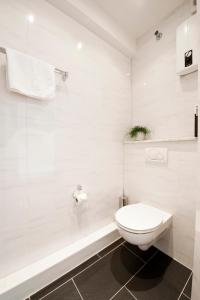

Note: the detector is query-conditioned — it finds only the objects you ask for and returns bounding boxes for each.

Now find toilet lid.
[115,203,163,233]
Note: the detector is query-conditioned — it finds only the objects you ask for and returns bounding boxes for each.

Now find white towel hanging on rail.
[6,48,56,100]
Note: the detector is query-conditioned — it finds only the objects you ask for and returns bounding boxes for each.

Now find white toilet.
[115,203,172,251]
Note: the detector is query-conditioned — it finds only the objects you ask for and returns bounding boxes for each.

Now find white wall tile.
[0,0,131,278]
[125,1,197,269]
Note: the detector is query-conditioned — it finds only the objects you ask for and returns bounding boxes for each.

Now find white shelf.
[124,137,198,144]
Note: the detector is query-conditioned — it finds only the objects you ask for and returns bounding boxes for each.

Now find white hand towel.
[6,48,55,100]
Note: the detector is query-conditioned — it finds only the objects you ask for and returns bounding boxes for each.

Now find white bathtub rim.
[0,222,119,299]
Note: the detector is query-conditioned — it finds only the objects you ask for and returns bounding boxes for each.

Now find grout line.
[168,257,193,273]
[72,278,84,300]
[39,267,99,300]
[99,237,124,251]
[182,293,191,300]
[98,240,125,258]
[123,243,146,263]
[125,286,138,299]
[72,241,125,278]
[177,272,193,300]
[38,239,124,299]
[72,258,101,279]
[109,250,159,300]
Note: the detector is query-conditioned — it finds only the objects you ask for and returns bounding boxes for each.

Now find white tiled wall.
[0,0,131,278]
[125,1,198,269]
[132,1,197,140]
[0,0,197,280]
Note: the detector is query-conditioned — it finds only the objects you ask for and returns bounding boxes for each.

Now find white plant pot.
[135,132,145,141]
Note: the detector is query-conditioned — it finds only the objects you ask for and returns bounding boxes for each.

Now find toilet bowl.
[115,203,172,251]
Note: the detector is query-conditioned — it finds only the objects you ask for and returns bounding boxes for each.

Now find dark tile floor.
[29,238,192,300]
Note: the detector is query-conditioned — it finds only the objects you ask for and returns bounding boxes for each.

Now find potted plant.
[129,126,150,141]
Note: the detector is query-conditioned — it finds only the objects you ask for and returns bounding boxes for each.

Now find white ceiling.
[91,0,187,39]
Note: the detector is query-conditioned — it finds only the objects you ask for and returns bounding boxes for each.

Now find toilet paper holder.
[73,185,88,204]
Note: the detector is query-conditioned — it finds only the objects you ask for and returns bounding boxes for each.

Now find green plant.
[129,126,150,138]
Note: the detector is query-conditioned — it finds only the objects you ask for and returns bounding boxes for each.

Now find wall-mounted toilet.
[115,203,172,251]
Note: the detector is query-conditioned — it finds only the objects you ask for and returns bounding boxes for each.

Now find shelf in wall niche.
[124,137,198,144]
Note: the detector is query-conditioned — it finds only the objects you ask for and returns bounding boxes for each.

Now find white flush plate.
[145,147,168,164]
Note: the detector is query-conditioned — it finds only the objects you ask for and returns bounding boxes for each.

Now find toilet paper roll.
[73,191,88,205]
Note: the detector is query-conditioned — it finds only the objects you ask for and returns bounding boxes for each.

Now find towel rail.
[0,47,68,81]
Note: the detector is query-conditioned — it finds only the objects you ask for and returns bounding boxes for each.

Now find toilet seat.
[115,203,163,234]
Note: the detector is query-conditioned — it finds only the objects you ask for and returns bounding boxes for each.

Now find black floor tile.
[74,245,144,300]
[112,288,135,300]
[98,238,124,257]
[183,275,192,298]
[30,255,99,299]
[42,280,82,300]
[124,242,157,262]
[179,294,190,300]
[126,251,191,300]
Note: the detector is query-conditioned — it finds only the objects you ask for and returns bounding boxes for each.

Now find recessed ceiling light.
[77,42,83,50]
